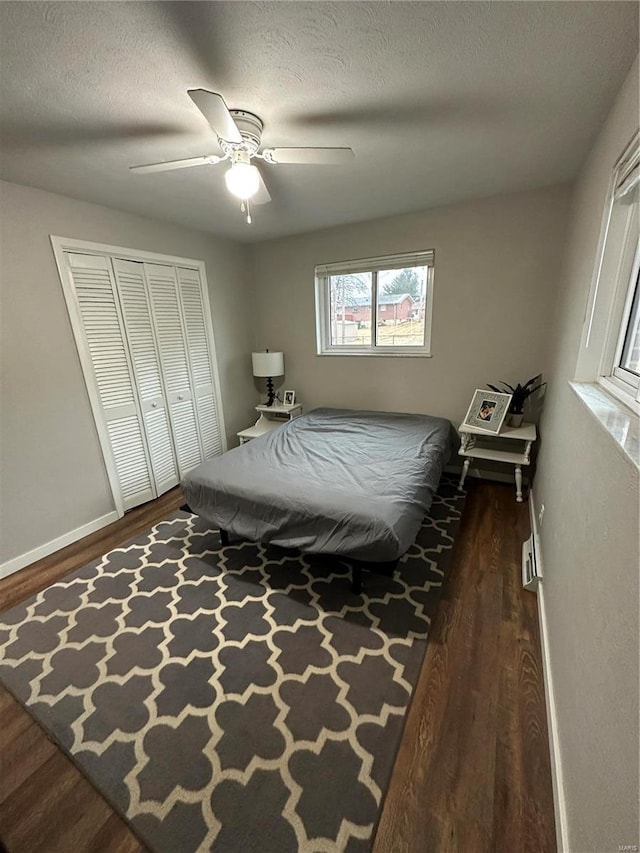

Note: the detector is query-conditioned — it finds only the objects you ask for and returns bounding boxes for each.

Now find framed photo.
[283,390,296,406]
[463,389,512,433]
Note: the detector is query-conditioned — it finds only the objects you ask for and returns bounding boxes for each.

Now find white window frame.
[575,131,640,413]
[609,246,640,391]
[589,132,640,413]
[315,250,434,357]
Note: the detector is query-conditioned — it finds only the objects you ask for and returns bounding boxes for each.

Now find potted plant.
[487,374,547,427]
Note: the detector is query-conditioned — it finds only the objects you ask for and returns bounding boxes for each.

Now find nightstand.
[457,421,537,502]
[237,402,303,444]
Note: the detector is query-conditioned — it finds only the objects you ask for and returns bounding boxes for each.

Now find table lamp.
[252,350,284,406]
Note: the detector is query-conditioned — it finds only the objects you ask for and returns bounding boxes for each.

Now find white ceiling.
[0,1,637,242]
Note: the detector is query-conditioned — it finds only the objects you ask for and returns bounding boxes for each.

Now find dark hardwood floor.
[0,480,556,852]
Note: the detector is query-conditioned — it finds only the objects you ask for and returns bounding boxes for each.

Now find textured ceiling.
[0,1,637,242]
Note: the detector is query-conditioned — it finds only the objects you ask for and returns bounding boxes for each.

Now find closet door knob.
[178,395,184,400]
[151,402,158,408]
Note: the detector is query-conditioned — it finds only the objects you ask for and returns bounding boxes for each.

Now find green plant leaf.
[487,375,546,408]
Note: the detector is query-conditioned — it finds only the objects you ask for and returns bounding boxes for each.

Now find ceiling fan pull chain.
[239,199,252,224]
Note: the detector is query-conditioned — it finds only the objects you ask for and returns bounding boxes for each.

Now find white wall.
[533,60,639,851]
[248,184,571,426]
[0,180,256,566]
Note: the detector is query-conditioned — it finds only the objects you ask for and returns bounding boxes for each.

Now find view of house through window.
[324,259,432,353]
[329,266,428,348]
[329,272,372,346]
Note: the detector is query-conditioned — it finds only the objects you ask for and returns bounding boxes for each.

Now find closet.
[55,240,225,515]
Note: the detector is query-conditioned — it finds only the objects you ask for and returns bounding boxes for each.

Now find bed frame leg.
[351,565,363,595]
[350,558,399,594]
[219,528,229,546]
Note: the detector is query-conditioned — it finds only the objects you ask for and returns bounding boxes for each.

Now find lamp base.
[266,376,276,406]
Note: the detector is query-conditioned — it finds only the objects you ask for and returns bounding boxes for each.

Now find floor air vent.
[522,534,540,592]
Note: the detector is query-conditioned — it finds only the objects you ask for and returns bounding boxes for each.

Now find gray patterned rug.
[0,476,465,853]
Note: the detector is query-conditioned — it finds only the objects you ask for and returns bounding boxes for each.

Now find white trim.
[316,349,433,358]
[584,131,639,348]
[50,235,204,270]
[571,381,640,470]
[537,583,570,853]
[0,511,119,580]
[599,224,640,398]
[529,491,569,853]
[584,171,618,348]
[611,240,640,377]
[599,374,640,415]
[315,249,434,276]
[196,263,228,452]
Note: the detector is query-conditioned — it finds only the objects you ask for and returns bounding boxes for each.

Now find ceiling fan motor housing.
[227,110,264,155]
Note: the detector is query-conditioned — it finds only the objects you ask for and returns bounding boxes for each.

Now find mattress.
[181,407,456,562]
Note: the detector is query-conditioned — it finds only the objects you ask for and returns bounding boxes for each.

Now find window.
[612,262,640,398]
[315,250,434,356]
[587,131,640,409]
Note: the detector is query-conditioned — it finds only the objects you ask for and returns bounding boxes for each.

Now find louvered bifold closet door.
[66,252,155,510]
[144,263,203,475]
[177,267,223,459]
[112,259,179,495]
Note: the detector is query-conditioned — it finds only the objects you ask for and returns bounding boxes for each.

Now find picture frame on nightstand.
[462,389,512,434]
[283,390,296,405]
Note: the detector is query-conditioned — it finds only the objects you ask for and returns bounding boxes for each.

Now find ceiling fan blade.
[252,167,272,205]
[130,154,223,174]
[264,147,354,165]
[188,89,242,143]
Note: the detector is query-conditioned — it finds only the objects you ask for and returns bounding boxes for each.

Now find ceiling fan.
[130,90,355,224]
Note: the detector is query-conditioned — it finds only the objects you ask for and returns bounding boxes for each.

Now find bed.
[182,407,456,590]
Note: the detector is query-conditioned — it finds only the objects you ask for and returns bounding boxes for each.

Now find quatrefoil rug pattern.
[0,476,465,853]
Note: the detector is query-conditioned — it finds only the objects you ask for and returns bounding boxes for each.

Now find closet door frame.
[51,235,228,518]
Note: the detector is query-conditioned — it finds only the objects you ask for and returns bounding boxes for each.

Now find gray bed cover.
[182,407,456,562]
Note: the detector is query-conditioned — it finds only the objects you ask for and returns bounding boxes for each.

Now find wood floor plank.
[1,752,81,851]
[0,480,556,852]
[88,813,146,853]
[0,707,58,804]
[374,482,556,853]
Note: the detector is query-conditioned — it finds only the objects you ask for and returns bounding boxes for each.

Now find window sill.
[569,381,640,471]
[599,375,640,415]
[317,350,433,358]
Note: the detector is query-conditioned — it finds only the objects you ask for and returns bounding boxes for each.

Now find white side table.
[457,421,537,502]
[237,402,303,445]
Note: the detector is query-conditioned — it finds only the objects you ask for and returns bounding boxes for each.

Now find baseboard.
[530,490,569,853]
[0,511,119,580]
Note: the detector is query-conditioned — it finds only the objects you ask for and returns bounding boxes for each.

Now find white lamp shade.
[252,351,284,377]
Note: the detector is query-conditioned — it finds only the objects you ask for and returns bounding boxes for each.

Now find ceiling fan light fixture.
[130,90,355,220]
[225,161,260,200]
